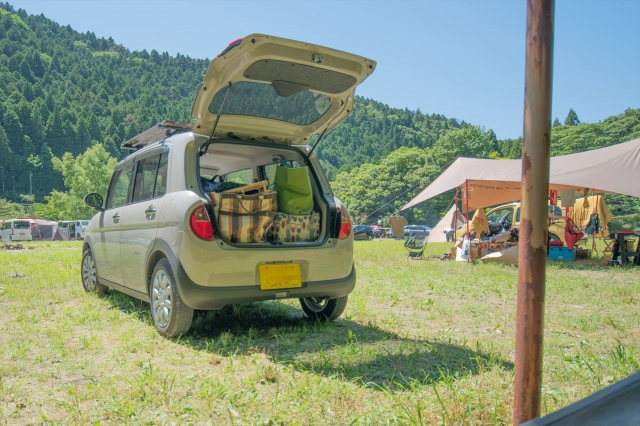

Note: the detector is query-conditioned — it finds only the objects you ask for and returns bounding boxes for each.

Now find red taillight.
[338,206,352,240]
[190,206,214,241]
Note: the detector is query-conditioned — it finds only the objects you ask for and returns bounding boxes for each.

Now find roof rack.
[121,120,193,150]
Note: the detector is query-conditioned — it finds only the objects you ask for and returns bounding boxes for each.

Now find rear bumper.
[176,263,356,310]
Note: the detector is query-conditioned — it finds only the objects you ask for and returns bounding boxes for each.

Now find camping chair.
[564,217,584,251]
[404,232,429,260]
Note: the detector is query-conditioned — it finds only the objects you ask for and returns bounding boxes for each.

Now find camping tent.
[31,219,68,241]
[402,138,640,211]
[430,205,466,242]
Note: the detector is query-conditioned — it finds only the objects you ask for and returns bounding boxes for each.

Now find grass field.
[1,240,638,425]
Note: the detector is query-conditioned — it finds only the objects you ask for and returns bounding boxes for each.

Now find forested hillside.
[0,3,208,201]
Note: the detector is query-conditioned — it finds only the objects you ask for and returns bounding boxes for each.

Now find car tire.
[150,258,193,338]
[299,295,348,321]
[81,249,108,294]
[367,234,373,241]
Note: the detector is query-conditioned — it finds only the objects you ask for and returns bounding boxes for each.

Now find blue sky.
[11,0,640,140]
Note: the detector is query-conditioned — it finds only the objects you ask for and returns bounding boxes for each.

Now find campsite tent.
[430,205,466,243]
[402,138,640,211]
[31,219,68,241]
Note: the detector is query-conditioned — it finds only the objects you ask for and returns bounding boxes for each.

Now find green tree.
[0,197,23,220]
[3,107,25,156]
[46,144,117,219]
[29,104,46,153]
[552,117,561,127]
[564,108,580,126]
[46,104,66,157]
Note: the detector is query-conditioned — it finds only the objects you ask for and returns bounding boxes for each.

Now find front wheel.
[150,259,193,338]
[367,234,374,241]
[299,296,348,321]
[81,249,108,294]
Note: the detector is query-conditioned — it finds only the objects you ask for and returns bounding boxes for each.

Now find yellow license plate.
[19,232,25,236]
[259,264,302,290]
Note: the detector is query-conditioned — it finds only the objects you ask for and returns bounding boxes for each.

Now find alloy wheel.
[82,254,97,291]
[152,269,172,328]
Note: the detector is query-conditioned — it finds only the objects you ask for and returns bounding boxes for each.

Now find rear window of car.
[208,81,332,126]
[14,221,30,229]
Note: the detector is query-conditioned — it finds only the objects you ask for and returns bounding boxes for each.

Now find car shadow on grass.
[103,292,513,390]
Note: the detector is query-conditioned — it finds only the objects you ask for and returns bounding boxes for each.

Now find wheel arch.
[145,238,181,296]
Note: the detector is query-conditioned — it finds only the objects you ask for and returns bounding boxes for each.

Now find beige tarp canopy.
[402,138,640,210]
[429,205,466,243]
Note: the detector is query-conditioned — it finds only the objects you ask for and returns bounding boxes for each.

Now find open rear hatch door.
[191,34,376,144]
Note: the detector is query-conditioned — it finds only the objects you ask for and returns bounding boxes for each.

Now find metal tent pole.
[513,0,555,424]
[465,180,470,262]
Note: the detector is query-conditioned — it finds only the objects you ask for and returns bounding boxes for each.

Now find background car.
[353,225,375,240]
[404,225,431,239]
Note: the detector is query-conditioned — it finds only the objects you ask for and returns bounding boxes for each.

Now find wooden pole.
[513,0,555,424]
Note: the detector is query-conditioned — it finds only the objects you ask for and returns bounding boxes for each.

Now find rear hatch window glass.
[208,81,332,125]
[14,221,30,229]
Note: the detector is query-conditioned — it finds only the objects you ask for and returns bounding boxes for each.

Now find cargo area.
[197,141,330,245]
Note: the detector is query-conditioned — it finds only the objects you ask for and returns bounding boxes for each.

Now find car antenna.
[199,82,232,157]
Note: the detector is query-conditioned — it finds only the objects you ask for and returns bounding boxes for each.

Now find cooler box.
[548,246,576,261]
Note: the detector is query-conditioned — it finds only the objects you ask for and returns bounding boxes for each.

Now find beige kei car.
[81,34,376,337]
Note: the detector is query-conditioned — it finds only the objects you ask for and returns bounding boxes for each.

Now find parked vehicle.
[0,219,34,241]
[58,221,74,239]
[353,225,375,240]
[485,202,565,242]
[80,34,376,337]
[404,224,431,239]
[73,220,90,240]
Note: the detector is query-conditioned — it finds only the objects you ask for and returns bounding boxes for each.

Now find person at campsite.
[444,227,455,242]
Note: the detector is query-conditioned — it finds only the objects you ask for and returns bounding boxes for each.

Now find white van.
[0,219,34,241]
[74,220,90,240]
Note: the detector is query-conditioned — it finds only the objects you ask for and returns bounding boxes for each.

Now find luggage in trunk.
[267,212,321,243]
[210,181,278,243]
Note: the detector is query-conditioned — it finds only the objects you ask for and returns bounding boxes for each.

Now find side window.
[154,154,168,198]
[132,154,161,203]
[106,164,134,209]
[516,208,520,222]
[225,168,254,185]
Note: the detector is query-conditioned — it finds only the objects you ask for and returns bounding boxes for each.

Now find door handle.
[145,206,157,220]
[112,213,120,223]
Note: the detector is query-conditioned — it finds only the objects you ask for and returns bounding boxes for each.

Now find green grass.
[0,240,638,424]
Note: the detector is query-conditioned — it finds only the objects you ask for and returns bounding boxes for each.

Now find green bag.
[273,165,313,215]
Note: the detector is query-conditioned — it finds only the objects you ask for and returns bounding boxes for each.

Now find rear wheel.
[367,234,373,241]
[150,258,193,338]
[300,296,348,321]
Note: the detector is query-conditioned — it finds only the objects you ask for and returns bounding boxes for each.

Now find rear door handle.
[145,206,157,219]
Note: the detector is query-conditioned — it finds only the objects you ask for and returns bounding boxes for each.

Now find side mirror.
[83,193,104,212]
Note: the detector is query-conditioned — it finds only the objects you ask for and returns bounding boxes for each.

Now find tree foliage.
[45,144,117,220]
